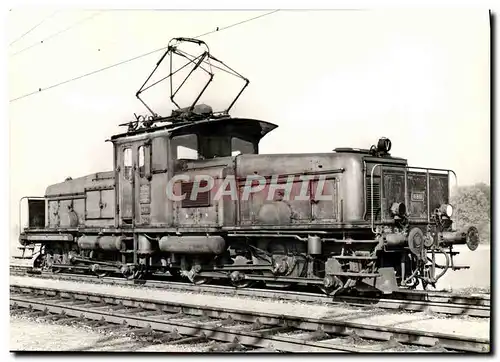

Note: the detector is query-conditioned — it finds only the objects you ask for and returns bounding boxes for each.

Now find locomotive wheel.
[318,275,345,295]
[49,254,63,273]
[230,280,254,288]
[317,286,334,295]
[94,270,110,278]
[33,254,43,269]
[192,276,212,285]
[168,268,181,278]
[121,266,139,280]
[228,269,254,288]
[317,285,345,296]
[124,273,135,280]
[90,263,110,278]
[123,271,142,280]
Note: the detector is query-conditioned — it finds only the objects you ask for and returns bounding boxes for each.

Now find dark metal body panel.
[364,160,452,228]
[171,157,234,228]
[36,123,452,236]
[407,172,428,221]
[38,130,451,234]
[236,153,351,225]
[45,172,115,229]
[29,119,449,240]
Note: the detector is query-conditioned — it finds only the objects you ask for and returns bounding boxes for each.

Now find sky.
[7,8,490,246]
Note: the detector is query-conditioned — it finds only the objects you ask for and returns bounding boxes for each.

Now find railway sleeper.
[136,310,165,318]
[86,302,111,309]
[56,316,83,324]
[64,300,94,307]
[86,318,107,327]
[155,312,185,320]
[129,325,153,337]
[24,309,49,318]
[95,322,129,331]
[157,330,190,344]
[40,313,65,321]
[203,315,236,327]
[206,337,246,352]
[287,330,330,342]
[379,335,405,350]
[98,326,133,336]
[427,341,449,353]
[121,307,147,315]
[247,346,280,353]
[253,325,293,336]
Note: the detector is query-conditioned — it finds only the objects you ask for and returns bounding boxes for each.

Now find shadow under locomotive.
[16,38,480,296]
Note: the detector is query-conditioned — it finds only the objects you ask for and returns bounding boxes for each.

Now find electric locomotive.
[17,38,480,295]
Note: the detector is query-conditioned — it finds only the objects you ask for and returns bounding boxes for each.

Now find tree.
[451,183,490,243]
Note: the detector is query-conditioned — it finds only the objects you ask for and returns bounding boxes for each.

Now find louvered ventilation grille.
[366,178,381,220]
[181,181,211,208]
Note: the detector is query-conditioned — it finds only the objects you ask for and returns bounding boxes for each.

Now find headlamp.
[390,202,406,217]
[439,204,453,218]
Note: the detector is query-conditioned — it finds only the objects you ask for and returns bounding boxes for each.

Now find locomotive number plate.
[411,191,425,202]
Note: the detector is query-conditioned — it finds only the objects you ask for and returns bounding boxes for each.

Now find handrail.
[369,165,457,233]
[370,164,382,233]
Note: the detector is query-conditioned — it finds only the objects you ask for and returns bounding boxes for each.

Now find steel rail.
[9,265,490,318]
[10,284,489,352]
[10,285,364,353]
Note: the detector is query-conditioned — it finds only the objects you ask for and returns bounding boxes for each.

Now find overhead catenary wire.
[9,10,59,46]
[9,10,280,103]
[10,11,102,57]
[193,9,279,38]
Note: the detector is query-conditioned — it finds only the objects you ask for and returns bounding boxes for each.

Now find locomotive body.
[18,115,480,294]
[17,38,480,294]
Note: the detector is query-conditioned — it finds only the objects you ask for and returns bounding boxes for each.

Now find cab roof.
[110,117,278,143]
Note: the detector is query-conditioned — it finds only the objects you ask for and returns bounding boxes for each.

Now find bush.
[450,183,490,243]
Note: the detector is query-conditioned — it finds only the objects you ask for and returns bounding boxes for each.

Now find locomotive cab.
[107,116,278,229]
[169,117,277,160]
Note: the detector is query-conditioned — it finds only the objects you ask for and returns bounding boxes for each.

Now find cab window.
[232,137,255,156]
[199,135,231,158]
[138,146,145,178]
[123,148,132,181]
[171,134,199,160]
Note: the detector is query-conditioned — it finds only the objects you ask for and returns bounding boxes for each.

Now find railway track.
[10,284,489,352]
[10,264,490,318]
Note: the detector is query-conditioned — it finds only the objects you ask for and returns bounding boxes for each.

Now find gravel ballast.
[10,315,210,352]
[10,275,490,341]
